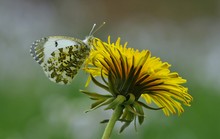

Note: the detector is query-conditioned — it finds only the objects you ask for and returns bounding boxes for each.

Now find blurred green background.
[1,0,220,138]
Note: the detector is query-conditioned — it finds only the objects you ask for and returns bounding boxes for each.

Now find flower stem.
[101,105,123,139]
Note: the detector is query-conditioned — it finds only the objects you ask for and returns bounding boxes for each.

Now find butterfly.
[30,22,105,84]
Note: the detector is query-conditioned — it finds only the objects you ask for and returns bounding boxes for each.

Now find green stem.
[101,105,123,139]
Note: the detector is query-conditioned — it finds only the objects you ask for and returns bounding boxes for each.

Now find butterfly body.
[30,36,93,84]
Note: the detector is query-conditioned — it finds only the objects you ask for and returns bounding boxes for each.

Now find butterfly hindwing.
[30,36,91,84]
[30,37,47,65]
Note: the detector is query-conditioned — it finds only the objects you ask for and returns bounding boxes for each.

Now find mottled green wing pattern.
[43,45,90,84]
[30,36,91,84]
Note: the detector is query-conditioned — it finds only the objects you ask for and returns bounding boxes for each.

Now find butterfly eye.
[55,41,58,47]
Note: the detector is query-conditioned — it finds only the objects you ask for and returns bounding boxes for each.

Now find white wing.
[30,36,91,84]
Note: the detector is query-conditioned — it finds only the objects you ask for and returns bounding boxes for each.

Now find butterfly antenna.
[89,22,106,36]
[89,23,97,36]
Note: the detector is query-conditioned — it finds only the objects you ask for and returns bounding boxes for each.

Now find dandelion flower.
[82,36,192,133]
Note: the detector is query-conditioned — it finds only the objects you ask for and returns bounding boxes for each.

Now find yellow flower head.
[82,36,192,131]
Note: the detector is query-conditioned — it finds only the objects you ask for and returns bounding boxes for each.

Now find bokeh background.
[1,0,220,139]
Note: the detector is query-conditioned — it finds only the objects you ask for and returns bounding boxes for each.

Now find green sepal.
[90,74,109,92]
[108,71,120,96]
[91,99,106,109]
[118,119,131,123]
[105,95,126,110]
[121,107,128,120]
[122,65,136,93]
[119,121,131,133]
[85,97,114,113]
[133,102,145,125]
[134,116,137,132]
[119,111,134,133]
[125,111,134,122]
[80,90,112,100]
[125,105,143,116]
[123,94,135,105]
[100,69,108,85]
[137,101,164,110]
[100,119,109,124]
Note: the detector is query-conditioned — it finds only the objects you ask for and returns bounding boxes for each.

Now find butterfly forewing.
[30,36,91,84]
